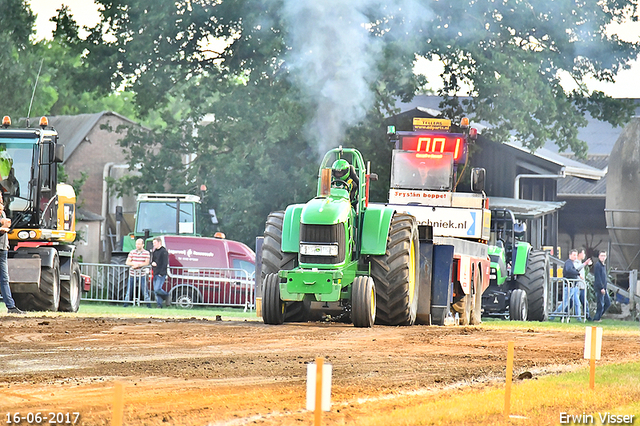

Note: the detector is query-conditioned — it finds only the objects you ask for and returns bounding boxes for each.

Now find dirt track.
[0,314,638,425]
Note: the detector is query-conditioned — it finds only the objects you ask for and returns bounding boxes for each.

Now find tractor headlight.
[17,231,29,239]
[489,267,497,280]
[299,243,339,257]
[29,230,36,238]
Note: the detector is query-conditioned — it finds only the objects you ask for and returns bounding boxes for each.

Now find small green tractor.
[481,209,550,321]
[260,147,419,327]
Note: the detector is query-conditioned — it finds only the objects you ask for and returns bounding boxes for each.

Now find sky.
[29,0,640,98]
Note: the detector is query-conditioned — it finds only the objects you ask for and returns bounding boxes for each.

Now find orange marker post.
[504,341,515,418]
[112,381,124,426]
[315,357,324,426]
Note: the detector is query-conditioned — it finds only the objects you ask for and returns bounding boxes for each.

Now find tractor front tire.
[371,213,420,326]
[262,273,284,325]
[351,276,376,328]
[509,288,528,321]
[515,250,549,321]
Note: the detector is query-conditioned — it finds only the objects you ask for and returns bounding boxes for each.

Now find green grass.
[353,361,640,425]
[482,316,640,332]
[75,301,260,320]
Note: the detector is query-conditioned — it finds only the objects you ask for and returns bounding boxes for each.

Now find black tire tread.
[32,257,60,311]
[515,250,548,321]
[59,262,81,312]
[261,211,307,322]
[509,288,528,321]
[351,276,375,327]
[263,273,284,324]
[371,213,419,326]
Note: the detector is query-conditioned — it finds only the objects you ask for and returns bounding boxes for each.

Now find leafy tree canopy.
[74,0,639,244]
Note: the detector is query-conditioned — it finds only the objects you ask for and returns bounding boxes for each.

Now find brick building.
[44,112,142,262]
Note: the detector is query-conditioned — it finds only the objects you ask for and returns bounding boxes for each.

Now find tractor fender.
[281,204,305,253]
[512,241,532,275]
[360,205,395,255]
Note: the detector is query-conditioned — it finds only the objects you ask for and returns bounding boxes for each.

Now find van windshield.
[136,201,196,234]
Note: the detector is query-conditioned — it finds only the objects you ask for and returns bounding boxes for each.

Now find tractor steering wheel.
[332,180,349,190]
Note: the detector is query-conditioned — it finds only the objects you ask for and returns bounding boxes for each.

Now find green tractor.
[260,147,419,327]
[481,209,550,321]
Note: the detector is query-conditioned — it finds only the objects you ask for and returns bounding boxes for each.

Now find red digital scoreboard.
[399,132,467,164]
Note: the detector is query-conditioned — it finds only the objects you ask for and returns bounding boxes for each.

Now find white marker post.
[307,357,332,426]
[584,326,603,390]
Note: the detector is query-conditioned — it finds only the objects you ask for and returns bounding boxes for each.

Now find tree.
[79,0,639,246]
[415,0,639,156]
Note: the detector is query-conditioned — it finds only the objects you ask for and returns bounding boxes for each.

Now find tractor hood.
[301,190,352,225]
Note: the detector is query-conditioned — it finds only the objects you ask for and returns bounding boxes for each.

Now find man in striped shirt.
[123,238,151,307]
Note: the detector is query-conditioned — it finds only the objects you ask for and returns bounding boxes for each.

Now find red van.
[159,235,256,308]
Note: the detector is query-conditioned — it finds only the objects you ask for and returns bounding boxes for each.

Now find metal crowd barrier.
[80,263,256,310]
[548,277,588,322]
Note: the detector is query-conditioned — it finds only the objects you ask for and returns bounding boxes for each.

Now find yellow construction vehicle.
[0,115,81,312]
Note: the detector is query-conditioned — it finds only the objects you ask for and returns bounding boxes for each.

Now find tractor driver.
[331,159,359,204]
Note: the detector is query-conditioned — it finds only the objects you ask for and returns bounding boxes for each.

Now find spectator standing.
[554,249,581,317]
[0,199,23,314]
[151,237,170,308]
[593,250,611,322]
[575,248,593,321]
[124,238,151,308]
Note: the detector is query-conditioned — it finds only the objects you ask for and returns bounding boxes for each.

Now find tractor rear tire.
[107,254,128,302]
[263,273,285,325]
[59,262,81,312]
[371,213,420,326]
[515,250,549,321]
[509,288,528,321]
[262,211,311,322]
[351,276,376,328]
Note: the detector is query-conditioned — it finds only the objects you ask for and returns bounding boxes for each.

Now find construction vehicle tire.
[59,262,81,312]
[351,276,376,328]
[371,213,420,326]
[515,250,549,321]
[262,211,313,322]
[17,256,61,311]
[509,288,528,321]
[262,273,285,325]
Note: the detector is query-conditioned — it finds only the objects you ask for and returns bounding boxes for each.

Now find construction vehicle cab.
[0,116,81,312]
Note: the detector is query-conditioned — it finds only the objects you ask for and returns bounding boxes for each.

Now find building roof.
[557,154,609,198]
[76,207,105,222]
[29,111,139,162]
[489,197,566,219]
[504,139,606,180]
